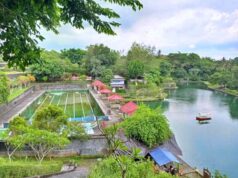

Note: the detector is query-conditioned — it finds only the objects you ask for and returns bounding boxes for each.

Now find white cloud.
[39,1,238,59]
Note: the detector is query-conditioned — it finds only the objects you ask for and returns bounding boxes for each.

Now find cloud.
[39,0,238,59]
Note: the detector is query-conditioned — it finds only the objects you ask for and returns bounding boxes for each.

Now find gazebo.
[120,101,138,116]
[108,94,124,109]
[108,94,124,102]
[99,88,112,95]
[91,80,106,91]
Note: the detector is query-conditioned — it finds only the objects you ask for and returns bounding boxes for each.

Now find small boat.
[196,113,212,121]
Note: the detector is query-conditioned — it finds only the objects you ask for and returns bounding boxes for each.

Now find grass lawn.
[8,87,30,102]
[0,156,100,178]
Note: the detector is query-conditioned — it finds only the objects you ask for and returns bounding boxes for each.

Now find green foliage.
[30,58,64,82]
[86,44,119,66]
[100,69,113,84]
[0,73,10,103]
[122,105,172,147]
[127,42,155,61]
[127,60,144,79]
[24,128,70,162]
[0,161,62,178]
[61,48,86,64]
[160,61,172,77]
[0,0,142,69]
[33,105,68,133]
[214,170,228,178]
[89,156,177,178]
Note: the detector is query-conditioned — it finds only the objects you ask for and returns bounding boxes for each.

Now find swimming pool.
[20,90,105,127]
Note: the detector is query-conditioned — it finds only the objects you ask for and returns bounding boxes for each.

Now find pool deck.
[0,90,44,125]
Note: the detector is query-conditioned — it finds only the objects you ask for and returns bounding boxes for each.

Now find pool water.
[21,90,104,120]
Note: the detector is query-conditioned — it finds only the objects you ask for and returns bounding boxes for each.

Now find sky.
[39,0,238,59]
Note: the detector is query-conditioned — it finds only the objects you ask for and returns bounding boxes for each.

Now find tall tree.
[61,48,86,64]
[0,0,142,69]
[127,42,155,61]
[127,60,144,79]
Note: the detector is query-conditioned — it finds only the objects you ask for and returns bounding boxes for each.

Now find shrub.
[89,156,178,178]
[121,105,172,147]
[0,162,62,178]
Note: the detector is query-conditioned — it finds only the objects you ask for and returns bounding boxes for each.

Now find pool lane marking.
[49,94,55,105]
[73,92,76,118]
[57,94,62,106]
[29,94,48,122]
[64,93,68,113]
[79,93,85,117]
[85,93,94,116]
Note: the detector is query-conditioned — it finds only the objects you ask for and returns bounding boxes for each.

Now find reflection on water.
[145,83,238,178]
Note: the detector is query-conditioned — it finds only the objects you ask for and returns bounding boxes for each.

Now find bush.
[121,105,172,147]
[0,162,62,178]
[89,156,178,178]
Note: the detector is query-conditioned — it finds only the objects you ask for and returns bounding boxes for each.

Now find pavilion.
[91,80,106,91]
[120,101,138,116]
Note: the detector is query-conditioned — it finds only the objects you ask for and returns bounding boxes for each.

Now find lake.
[148,83,238,178]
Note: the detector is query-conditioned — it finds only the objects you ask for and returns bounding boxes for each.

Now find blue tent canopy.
[149,148,180,166]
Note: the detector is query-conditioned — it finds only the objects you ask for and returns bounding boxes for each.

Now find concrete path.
[0,90,44,124]
[49,167,90,178]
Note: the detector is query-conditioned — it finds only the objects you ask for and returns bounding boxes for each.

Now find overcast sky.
[39,0,238,59]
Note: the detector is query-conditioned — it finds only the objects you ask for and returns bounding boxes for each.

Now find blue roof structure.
[149,148,180,166]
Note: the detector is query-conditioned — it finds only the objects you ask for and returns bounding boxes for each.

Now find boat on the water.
[196,113,212,121]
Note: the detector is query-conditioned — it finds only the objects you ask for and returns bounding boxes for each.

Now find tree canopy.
[0,0,142,69]
[122,105,172,147]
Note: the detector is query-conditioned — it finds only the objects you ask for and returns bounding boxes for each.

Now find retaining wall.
[0,86,35,117]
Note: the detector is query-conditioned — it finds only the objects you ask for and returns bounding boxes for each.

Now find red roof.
[120,101,138,115]
[99,88,112,94]
[91,80,106,87]
[108,94,124,101]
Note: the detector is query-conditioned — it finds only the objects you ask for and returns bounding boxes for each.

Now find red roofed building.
[91,80,106,91]
[108,94,124,101]
[120,101,138,116]
[99,88,112,94]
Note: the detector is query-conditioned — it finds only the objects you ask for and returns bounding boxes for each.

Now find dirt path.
[49,167,90,178]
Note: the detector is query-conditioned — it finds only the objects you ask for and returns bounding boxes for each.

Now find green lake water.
[147,83,238,178]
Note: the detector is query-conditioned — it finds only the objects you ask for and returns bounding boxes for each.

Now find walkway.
[49,167,89,178]
[89,89,121,125]
[0,90,44,124]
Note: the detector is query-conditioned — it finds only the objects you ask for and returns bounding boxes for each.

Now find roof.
[108,94,124,101]
[149,147,180,166]
[113,75,125,79]
[91,80,106,87]
[120,101,138,115]
[99,88,112,94]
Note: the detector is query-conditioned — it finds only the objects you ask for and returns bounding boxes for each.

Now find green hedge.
[0,162,62,178]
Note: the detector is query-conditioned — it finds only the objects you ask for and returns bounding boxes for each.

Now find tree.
[101,69,113,84]
[0,73,10,103]
[127,60,144,79]
[30,58,64,81]
[0,0,142,69]
[3,117,27,161]
[86,57,104,78]
[17,75,30,88]
[160,61,172,77]
[86,44,119,67]
[33,105,68,133]
[24,128,69,163]
[61,48,86,64]
[127,42,155,61]
[122,105,172,147]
